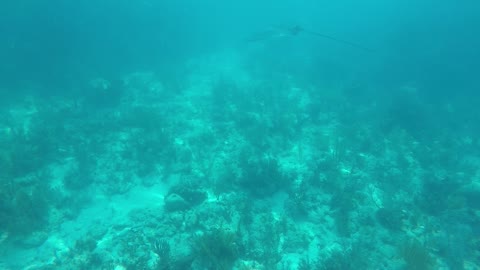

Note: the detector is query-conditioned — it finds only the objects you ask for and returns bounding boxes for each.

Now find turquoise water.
[1,1,479,269]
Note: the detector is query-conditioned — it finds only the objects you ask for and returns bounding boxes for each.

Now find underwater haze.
[1,1,480,269]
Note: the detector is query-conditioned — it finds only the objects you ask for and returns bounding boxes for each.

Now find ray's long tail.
[303,29,374,52]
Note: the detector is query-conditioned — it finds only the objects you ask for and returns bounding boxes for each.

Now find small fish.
[245,28,291,42]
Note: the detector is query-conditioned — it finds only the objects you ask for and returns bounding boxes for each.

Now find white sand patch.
[1,182,170,269]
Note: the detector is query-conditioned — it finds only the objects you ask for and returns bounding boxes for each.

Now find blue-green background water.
[1,1,480,269]
[3,1,479,94]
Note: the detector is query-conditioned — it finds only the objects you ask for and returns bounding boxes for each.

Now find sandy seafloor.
[0,51,479,270]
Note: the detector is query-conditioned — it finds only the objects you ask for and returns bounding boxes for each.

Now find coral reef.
[1,54,479,270]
